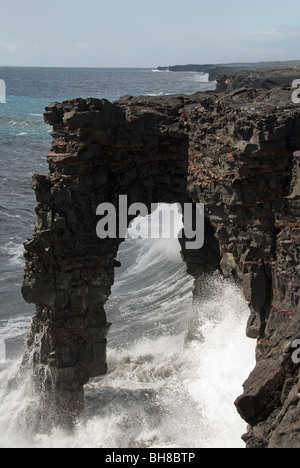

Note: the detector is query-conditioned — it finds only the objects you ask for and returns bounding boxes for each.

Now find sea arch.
[21,90,300,445]
[21,96,220,421]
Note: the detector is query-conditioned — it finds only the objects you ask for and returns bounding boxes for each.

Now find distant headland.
[157,60,300,81]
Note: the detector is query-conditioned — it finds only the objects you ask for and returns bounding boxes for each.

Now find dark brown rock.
[22,78,300,445]
[216,67,300,92]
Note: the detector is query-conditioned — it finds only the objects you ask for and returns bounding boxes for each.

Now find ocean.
[0,67,255,448]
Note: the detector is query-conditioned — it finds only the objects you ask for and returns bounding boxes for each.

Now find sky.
[0,0,300,68]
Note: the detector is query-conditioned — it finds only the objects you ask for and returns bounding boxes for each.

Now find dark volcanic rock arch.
[21,88,300,447]
[21,95,219,419]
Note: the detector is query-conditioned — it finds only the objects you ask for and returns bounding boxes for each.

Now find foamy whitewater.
[0,68,255,448]
[0,207,256,448]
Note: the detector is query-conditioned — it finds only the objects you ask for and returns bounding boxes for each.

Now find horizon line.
[1,58,300,71]
[0,65,158,70]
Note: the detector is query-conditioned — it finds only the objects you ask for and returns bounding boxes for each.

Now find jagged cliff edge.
[21,69,300,447]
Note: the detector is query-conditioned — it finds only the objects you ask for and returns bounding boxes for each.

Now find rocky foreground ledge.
[22,71,300,447]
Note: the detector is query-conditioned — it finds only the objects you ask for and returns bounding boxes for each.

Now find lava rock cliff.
[22,75,300,447]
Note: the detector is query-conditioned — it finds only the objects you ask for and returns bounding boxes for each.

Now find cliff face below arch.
[22,84,300,447]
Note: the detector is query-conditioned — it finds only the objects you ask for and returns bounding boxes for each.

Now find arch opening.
[106,203,194,347]
[80,204,255,448]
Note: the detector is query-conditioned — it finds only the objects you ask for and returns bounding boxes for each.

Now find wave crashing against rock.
[22,73,300,447]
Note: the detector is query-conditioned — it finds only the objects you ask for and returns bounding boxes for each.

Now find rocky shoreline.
[216,67,300,93]
[22,68,300,447]
[157,60,300,81]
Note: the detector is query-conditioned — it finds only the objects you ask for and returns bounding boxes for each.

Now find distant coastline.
[157,60,300,81]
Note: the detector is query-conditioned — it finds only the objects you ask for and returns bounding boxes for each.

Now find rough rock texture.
[157,61,300,81]
[22,80,300,446]
[216,67,300,92]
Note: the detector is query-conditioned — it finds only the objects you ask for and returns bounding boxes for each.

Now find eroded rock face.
[216,67,300,92]
[22,84,300,446]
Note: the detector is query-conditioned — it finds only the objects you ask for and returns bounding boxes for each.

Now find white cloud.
[247,31,281,38]
[71,41,96,52]
[0,42,17,53]
[238,27,300,42]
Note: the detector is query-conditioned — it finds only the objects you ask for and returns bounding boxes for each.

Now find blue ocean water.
[0,68,256,448]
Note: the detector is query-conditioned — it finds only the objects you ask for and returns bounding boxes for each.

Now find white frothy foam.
[193,72,210,83]
[0,316,31,343]
[0,205,256,448]
[0,242,24,266]
[0,274,255,448]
